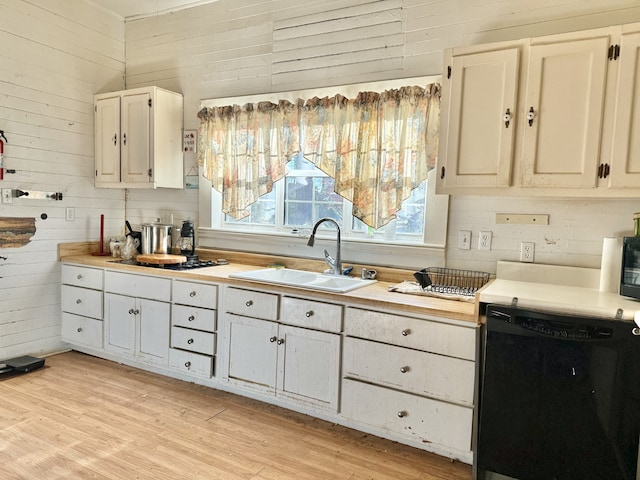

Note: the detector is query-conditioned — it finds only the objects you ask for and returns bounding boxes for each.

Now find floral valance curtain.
[197,83,440,229]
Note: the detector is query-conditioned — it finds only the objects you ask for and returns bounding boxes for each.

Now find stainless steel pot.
[141,223,173,254]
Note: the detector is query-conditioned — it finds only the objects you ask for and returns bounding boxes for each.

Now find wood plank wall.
[3,0,640,357]
[0,0,125,358]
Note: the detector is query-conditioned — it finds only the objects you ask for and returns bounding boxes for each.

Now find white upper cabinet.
[439,44,520,189]
[608,25,640,188]
[519,29,612,188]
[94,86,184,189]
[437,22,640,196]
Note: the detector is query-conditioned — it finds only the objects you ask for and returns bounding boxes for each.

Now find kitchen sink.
[228,268,377,293]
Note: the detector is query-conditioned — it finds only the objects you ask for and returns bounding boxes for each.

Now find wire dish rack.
[413,267,490,297]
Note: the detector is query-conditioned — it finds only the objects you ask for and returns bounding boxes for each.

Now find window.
[223,154,426,242]
[198,77,448,269]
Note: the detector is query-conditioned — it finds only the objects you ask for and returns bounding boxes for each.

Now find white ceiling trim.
[87,0,219,20]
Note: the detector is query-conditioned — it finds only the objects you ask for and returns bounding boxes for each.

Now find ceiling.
[90,0,218,19]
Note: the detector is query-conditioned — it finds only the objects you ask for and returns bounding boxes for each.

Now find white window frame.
[197,76,449,270]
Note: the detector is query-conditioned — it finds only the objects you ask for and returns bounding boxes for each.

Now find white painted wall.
[125,0,640,274]
[3,0,640,356]
[0,0,125,358]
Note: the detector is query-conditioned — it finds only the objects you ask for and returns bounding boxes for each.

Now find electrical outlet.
[1,188,12,204]
[458,230,471,250]
[65,207,75,221]
[520,242,535,263]
[479,231,492,251]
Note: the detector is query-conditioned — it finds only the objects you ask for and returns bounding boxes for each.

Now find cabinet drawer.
[61,285,103,319]
[170,326,215,355]
[344,307,476,360]
[343,337,474,406]
[225,287,278,321]
[173,280,217,309]
[172,305,216,332]
[61,313,103,348]
[62,264,103,290]
[282,297,342,333]
[104,271,170,301]
[341,379,473,453]
[169,348,213,378]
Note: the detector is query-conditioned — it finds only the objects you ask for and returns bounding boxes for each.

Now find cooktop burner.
[110,259,219,270]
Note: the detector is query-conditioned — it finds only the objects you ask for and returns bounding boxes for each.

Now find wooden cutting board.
[136,253,187,264]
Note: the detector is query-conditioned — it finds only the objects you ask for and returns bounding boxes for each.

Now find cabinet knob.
[77,274,83,280]
[400,366,410,373]
[129,308,135,315]
[77,327,83,333]
[245,300,253,307]
[305,310,314,318]
[188,315,195,322]
[184,361,191,368]
[503,108,511,128]
[123,133,127,145]
[134,309,140,315]
[527,106,535,126]
[269,336,277,343]
[112,133,117,146]
[76,299,82,304]
[277,338,284,345]
[397,411,407,418]
[189,291,197,297]
[401,329,411,336]
[187,338,194,344]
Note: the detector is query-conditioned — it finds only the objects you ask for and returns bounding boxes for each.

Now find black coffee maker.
[177,220,196,262]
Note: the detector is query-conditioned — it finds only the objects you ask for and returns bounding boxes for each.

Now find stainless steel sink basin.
[229,268,377,293]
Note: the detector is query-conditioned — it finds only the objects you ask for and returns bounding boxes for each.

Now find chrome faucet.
[307,218,342,276]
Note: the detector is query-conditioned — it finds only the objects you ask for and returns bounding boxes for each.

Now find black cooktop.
[110,259,219,271]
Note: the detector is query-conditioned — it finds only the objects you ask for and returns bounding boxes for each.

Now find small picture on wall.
[185,175,199,189]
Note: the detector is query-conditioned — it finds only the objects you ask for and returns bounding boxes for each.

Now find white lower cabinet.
[222,287,341,411]
[169,280,217,378]
[341,307,477,462]
[103,271,171,365]
[61,265,104,348]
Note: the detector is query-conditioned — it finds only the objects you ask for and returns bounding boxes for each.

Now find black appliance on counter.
[111,258,217,271]
[477,304,640,480]
[621,236,640,300]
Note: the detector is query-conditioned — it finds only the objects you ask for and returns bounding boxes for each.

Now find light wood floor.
[0,351,472,479]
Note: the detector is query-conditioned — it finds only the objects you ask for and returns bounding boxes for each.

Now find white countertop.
[479,261,640,321]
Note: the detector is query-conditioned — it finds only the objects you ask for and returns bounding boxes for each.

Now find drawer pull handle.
[188,315,195,321]
[190,291,197,297]
[76,299,82,304]
[77,327,83,333]
[77,274,83,280]
[397,410,407,418]
[246,300,253,307]
[185,361,191,368]
[400,366,410,373]
[305,310,314,318]
[401,329,411,336]
[187,338,194,345]
[269,336,277,343]
[277,338,284,345]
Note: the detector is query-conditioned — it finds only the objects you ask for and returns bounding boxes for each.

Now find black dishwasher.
[477,304,640,480]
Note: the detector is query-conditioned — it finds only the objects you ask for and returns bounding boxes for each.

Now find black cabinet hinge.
[148,168,152,177]
[447,66,452,79]
[440,166,445,179]
[608,44,620,60]
[598,163,611,179]
[148,99,152,108]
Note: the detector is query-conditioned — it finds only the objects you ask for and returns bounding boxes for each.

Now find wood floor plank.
[0,352,472,480]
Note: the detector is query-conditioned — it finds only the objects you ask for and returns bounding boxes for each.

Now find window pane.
[225,190,276,225]
[288,153,316,171]
[396,182,426,235]
[285,175,344,227]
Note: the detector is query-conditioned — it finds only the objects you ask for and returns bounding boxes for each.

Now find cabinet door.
[226,314,278,392]
[138,298,170,363]
[276,325,340,411]
[439,47,519,190]
[609,31,640,188]
[520,34,611,188]
[95,96,121,184]
[121,92,151,184]
[104,293,136,355]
